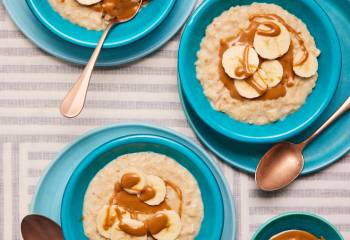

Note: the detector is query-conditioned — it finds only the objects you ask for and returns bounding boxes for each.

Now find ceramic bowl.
[26,0,176,48]
[60,134,224,239]
[252,212,344,240]
[178,0,341,143]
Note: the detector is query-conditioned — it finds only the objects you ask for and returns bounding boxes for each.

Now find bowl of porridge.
[26,0,176,48]
[60,134,224,239]
[178,0,341,143]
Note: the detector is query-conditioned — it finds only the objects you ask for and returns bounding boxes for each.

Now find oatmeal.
[196,3,320,125]
[83,152,204,240]
[48,0,143,30]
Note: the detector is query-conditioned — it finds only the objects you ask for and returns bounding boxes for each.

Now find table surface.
[1,2,350,240]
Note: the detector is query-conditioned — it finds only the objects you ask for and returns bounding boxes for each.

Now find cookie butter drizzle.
[102,173,183,237]
[219,14,309,100]
[270,230,325,240]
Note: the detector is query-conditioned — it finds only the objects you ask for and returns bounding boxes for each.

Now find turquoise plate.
[252,212,343,240]
[26,0,176,48]
[31,124,236,239]
[178,0,341,143]
[61,135,224,239]
[177,0,350,174]
[2,0,195,66]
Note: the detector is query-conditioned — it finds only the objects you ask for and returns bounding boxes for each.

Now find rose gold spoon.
[60,0,143,118]
[256,96,350,191]
[21,215,63,240]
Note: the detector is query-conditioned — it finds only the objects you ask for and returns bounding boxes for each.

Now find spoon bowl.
[256,142,304,191]
[21,215,63,240]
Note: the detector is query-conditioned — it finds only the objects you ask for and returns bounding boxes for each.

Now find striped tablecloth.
[1,2,350,239]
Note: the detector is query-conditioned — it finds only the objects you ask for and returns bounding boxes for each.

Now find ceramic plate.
[178,0,341,143]
[3,0,196,66]
[31,124,236,239]
[26,0,176,48]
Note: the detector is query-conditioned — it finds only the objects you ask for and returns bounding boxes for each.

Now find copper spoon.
[256,96,350,191]
[21,215,64,240]
[60,0,143,118]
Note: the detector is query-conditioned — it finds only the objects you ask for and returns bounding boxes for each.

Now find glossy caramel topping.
[218,13,307,100]
[146,213,169,235]
[235,45,254,78]
[120,173,140,189]
[270,230,325,240]
[163,179,183,216]
[256,21,281,37]
[103,205,118,230]
[113,191,170,214]
[90,0,142,20]
[139,186,156,202]
[119,221,147,236]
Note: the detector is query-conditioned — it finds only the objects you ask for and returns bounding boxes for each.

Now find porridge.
[48,0,145,30]
[196,3,320,125]
[83,152,204,240]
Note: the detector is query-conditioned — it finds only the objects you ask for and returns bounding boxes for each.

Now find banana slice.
[111,218,147,240]
[139,175,166,206]
[120,169,146,195]
[234,77,267,99]
[75,0,102,6]
[222,44,260,79]
[96,205,122,239]
[293,52,318,78]
[151,210,182,240]
[253,21,291,60]
[255,60,283,88]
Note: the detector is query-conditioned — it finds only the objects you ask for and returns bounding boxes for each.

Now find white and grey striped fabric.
[1,2,350,240]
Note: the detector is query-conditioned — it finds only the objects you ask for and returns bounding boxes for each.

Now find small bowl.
[61,134,224,239]
[252,212,344,240]
[178,0,341,143]
[26,0,176,48]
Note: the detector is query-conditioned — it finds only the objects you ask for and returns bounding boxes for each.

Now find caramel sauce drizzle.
[219,13,310,100]
[102,174,182,237]
[270,230,325,240]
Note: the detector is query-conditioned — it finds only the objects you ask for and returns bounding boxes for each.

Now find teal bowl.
[60,134,224,239]
[178,0,341,143]
[26,0,176,48]
[252,212,344,240]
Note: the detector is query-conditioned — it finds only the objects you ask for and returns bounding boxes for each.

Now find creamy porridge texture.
[83,152,204,240]
[48,0,143,30]
[196,3,320,125]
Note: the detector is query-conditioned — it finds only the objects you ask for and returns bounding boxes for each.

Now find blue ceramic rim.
[178,0,342,144]
[30,123,235,239]
[2,0,197,66]
[178,83,350,175]
[60,133,225,239]
[25,0,176,48]
[251,211,344,240]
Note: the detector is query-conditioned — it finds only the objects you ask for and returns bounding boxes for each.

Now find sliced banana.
[75,0,102,6]
[222,44,260,79]
[255,60,283,88]
[139,175,166,206]
[119,168,146,195]
[234,77,267,99]
[293,52,318,78]
[111,218,147,240]
[96,205,121,239]
[151,210,182,240]
[253,21,291,60]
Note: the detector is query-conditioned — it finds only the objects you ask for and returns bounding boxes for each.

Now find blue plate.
[31,124,236,239]
[178,0,350,174]
[61,135,224,239]
[2,0,195,66]
[26,0,176,48]
[178,0,341,143]
[252,212,344,240]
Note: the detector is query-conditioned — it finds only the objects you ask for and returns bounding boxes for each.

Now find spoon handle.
[300,96,350,149]
[60,22,116,118]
